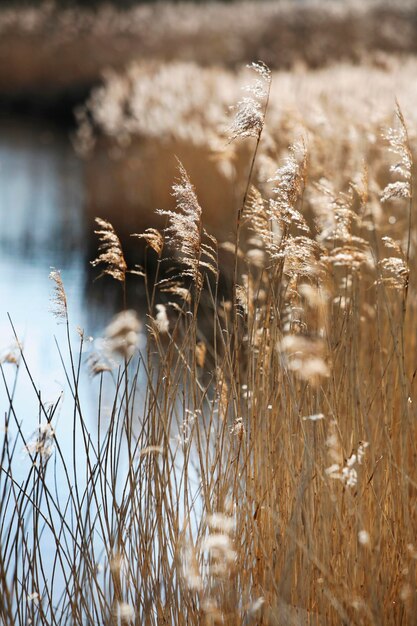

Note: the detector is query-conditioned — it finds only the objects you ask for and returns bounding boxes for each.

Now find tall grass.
[78,57,417,247]
[1,65,417,626]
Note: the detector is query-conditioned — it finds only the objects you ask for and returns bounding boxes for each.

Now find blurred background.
[1,0,417,356]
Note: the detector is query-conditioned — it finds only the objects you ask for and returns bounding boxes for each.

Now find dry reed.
[1,61,417,626]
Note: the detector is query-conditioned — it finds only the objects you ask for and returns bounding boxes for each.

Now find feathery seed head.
[180,541,203,592]
[0,340,21,365]
[326,433,369,488]
[158,162,216,290]
[378,237,409,289]
[153,304,170,335]
[207,513,236,534]
[229,97,264,141]
[105,310,141,359]
[267,141,308,231]
[229,61,271,142]
[244,144,309,269]
[158,163,202,288]
[131,228,163,255]
[381,181,411,203]
[157,278,192,303]
[202,532,236,571]
[113,602,135,624]
[49,269,68,321]
[25,422,55,463]
[91,217,127,282]
[381,105,412,203]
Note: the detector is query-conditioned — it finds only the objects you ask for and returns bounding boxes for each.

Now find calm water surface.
[0,118,125,469]
[0,118,86,362]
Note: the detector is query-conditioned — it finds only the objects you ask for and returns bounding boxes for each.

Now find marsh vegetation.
[1,3,417,625]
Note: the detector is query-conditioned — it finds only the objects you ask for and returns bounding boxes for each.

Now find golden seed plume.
[131,228,164,255]
[91,217,127,282]
[229,61,271,142]
[381,103,412,203]
[157,162,217,291]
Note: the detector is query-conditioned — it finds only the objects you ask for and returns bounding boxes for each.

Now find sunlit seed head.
[49,268,68,321]
[303,413,325,422]
[131,228,164,255]
[113,602,135,623]
[153,304,169,334]
[230,417,245,440]
[105,310,141,359]
[91,218,127,282]
[358,530,370,546]
[24,423,55,463]
[400,584,413,602]
[206,513,235,535]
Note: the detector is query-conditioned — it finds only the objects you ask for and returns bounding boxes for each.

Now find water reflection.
[0,117,88,376]
[0,117,130,357]
[0,118,84,256]
[0,115,152,434]
[0,118,148,594]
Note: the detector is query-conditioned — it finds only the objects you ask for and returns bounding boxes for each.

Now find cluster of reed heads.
[1,61,417,625]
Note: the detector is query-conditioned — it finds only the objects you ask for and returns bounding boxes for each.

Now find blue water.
[0,119,145,608]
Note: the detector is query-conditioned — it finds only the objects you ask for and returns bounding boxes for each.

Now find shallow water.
[0,118,146,600]
[0,118,85,352]
[0,117,142,471]
[0,117,127,377]
[0,114,154,430]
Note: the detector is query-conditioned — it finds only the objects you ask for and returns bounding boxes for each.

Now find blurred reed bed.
[2,1,417,103]
[1,62,417,626]
[78,57,417,249]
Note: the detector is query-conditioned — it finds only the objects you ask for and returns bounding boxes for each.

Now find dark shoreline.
[0,84,92,125]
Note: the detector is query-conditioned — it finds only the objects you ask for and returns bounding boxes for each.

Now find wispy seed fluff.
[25,422,55,463]
[49,269,68,321]
[153,304,170,335]
[105,310,141,359]
[229,61,271,142]
[325,430,369,488]
[378,236,409,289]
[157,162,216,290]
[91,217,127,282]
[381,104,412,203]
[131,227,164,256]
[280,334,330,384]
[245,142,309,265]
[268,141,309,233]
